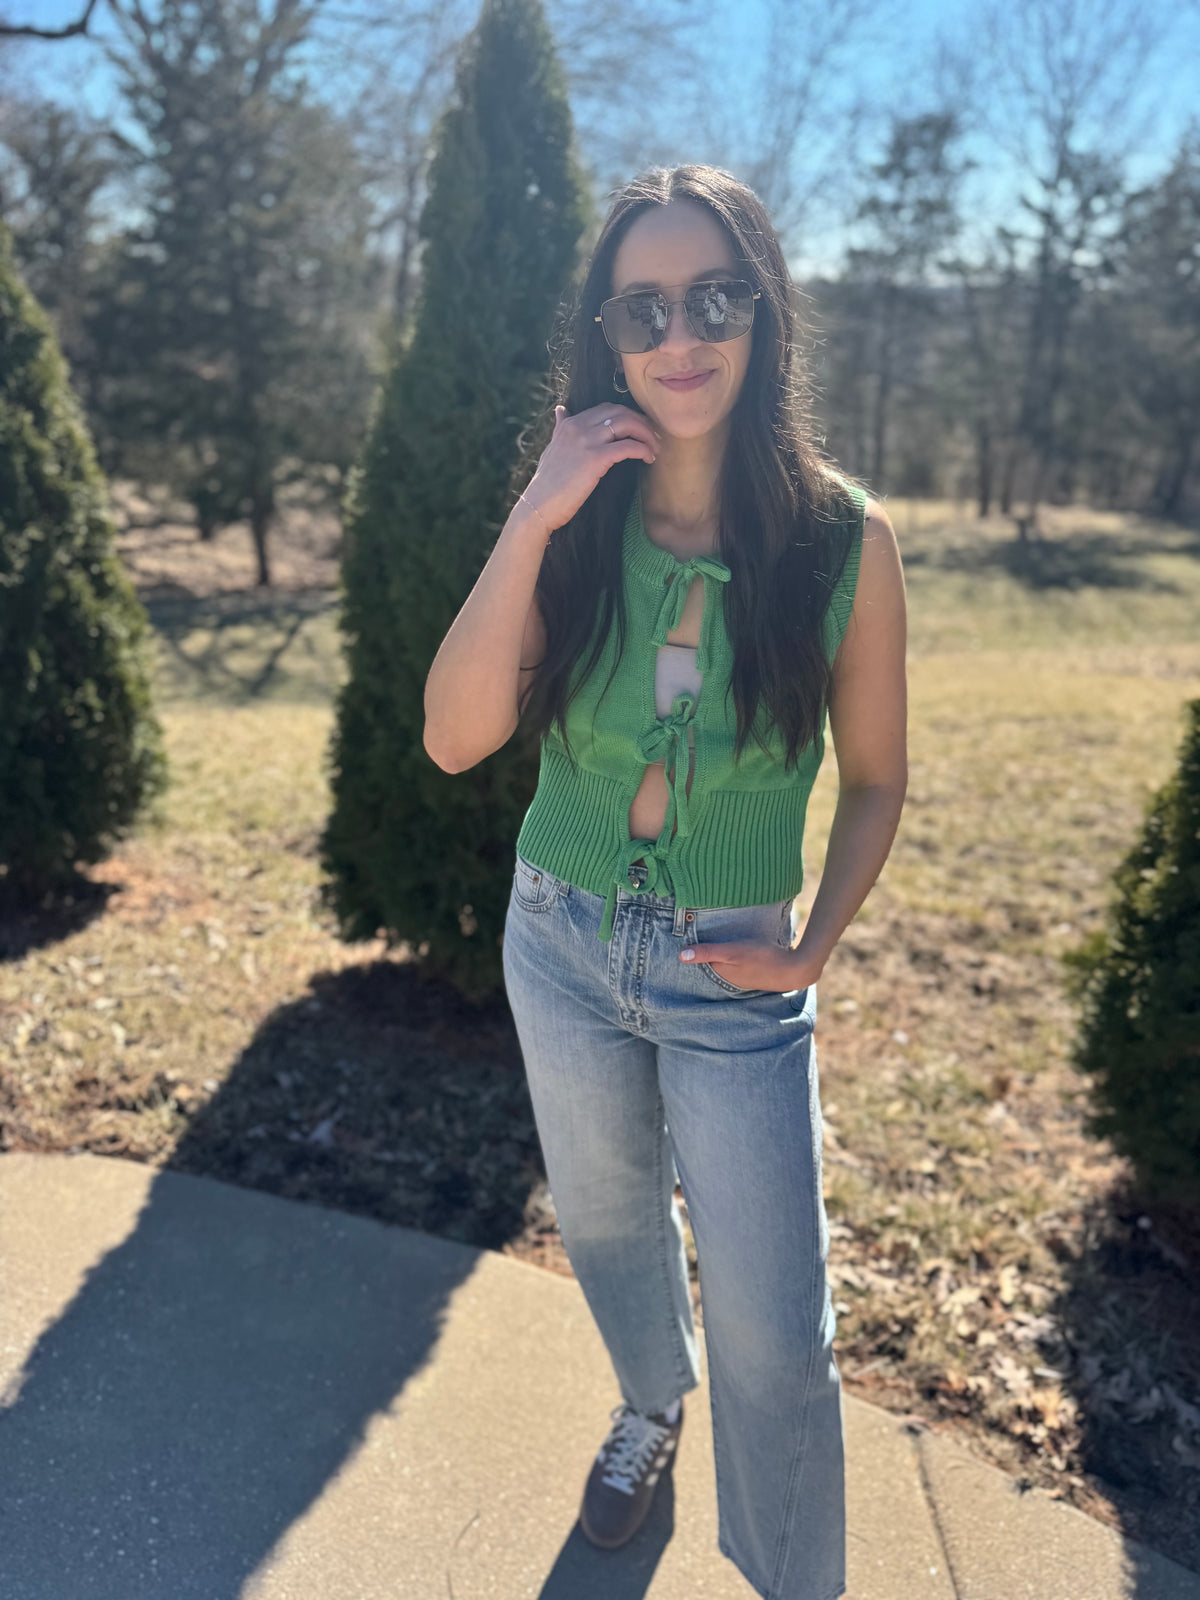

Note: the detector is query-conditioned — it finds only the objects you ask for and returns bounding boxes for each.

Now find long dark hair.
[507,163,865,773]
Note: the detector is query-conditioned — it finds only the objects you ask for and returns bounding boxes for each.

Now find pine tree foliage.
[1063,698,1200,1212]
[97,0,380,584]
[321,0,591,1001]
[0,222,166,891]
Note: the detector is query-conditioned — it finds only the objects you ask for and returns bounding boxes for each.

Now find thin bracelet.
[518,488,554,543]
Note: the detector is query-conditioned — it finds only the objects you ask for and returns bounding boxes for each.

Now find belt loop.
[673,902,688,936]
[599,882,617,942]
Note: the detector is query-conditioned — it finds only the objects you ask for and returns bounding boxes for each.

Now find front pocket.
[512,853,565,912]
[689,898,793,996]
[698,964,772,997]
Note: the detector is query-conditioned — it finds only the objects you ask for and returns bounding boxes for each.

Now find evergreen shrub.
[0,221,166,892]
[321,0,590,1002]
[1063,699,1200,1211]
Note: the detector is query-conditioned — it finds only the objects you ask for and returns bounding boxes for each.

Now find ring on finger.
[602,417,616,439]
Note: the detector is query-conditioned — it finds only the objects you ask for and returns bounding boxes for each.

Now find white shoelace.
[599,1404,673,1495]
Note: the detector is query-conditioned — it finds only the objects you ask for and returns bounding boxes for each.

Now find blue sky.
[7,0,1197,277]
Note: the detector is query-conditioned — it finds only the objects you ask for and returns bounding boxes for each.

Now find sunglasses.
[594,277,761,355]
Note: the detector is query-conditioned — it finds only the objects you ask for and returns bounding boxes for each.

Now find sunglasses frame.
[594,277,762,355]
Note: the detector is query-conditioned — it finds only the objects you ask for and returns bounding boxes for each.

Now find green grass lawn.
[3,496,1199,1570]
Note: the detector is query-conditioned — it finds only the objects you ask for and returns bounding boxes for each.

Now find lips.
[656,369,715,390]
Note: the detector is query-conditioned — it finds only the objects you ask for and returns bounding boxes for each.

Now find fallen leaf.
[993,1353,1034,1397]
[942,1285,985,1317]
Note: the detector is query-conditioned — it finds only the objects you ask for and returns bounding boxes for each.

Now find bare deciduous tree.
[947,0,1172,532]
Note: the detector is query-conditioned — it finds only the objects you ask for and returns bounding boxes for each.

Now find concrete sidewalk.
[0,1151,1196,1600]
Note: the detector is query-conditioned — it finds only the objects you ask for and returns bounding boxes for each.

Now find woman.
[423,164,907,1600]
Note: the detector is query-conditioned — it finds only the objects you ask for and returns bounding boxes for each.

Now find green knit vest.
[515,465,866,941]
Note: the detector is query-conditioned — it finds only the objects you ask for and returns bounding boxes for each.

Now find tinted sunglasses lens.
[686,280,755,342]
[599,280,757,352]
[600,293,663,354]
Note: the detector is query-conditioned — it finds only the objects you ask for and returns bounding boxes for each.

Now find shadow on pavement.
[0,1155,482,1598]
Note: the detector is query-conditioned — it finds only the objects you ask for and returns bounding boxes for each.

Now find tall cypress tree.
[0,222,166,893]
[320,0,591,1001]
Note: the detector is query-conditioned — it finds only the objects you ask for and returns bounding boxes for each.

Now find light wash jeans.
[501,849,846,1600]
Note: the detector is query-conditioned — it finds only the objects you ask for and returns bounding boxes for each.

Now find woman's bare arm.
[422,503,550,773]
[794,496,909,972]
[423,402,658,774]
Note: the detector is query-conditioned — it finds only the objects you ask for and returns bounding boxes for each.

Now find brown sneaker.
[579,1397,684,1550]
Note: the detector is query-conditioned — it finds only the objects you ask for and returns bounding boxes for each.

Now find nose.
[658,297,697,349]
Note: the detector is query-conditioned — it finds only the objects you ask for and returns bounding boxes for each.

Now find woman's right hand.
[517,403,660,539]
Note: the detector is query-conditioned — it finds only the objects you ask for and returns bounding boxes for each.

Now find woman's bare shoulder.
[862,494,895,533]
[851,496,905,618]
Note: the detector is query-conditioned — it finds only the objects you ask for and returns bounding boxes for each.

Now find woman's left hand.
[680,939,823,993]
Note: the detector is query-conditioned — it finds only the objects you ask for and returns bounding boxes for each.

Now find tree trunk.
[251,492,272,587]
[1000,442,1020,516]
[975,422,993,517]
[870,284,896,489]
[1155,434,1196,520]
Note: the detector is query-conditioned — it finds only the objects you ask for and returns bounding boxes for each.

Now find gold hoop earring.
[613,365,629,394]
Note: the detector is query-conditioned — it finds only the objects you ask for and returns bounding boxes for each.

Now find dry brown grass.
[2,488,1199,1571]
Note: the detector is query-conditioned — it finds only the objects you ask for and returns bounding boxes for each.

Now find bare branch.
[0,0,102,39]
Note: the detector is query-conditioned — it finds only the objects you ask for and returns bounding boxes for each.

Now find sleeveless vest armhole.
[821,482,867,665]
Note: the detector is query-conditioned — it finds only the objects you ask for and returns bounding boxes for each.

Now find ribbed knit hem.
[514,743,814,916]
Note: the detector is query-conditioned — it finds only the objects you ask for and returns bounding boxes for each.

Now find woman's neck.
[640,430,727,558]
